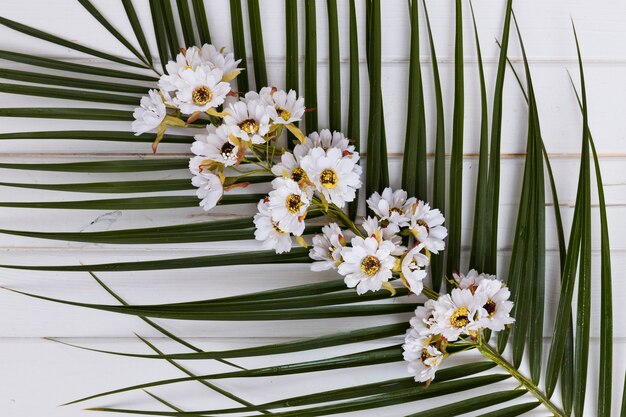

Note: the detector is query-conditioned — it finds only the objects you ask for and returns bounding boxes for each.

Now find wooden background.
[0,0,624,415]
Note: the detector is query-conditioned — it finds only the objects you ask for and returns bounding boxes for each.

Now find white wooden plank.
[0,337,624,416]
[2,0,626,62]
[1,60,626,155]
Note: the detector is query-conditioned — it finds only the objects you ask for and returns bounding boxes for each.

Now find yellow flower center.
[320,169,338,188]
[420,349,432,363]
[483,299,497,317]
[238,119,259,134]
[192,86,213,105]
[450,307,470,328]
[291,167,308,182]
[390,207,405,215]
[286,194,303,214]
[360,255,381,276]
[276,107,291,121]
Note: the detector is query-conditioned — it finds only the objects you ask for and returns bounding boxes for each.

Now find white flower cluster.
[189,87,305,211]
[308,187,447,295]
[403,270,514,382]
[254,129,362,253]
[132,44,241,136]
[132,44,310,212]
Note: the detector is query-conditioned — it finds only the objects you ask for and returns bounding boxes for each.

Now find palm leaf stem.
[477,340,565,416]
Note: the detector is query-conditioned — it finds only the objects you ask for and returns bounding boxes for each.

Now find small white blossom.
[401,244,429,295]
[190,168,223,211]
[409,302,437,336]
[407,200,448,253]
[403,335,444,382]
[309,223,347,271]
[267,178,310,235]
[169,67,231,114]
[430,288,483,342]
[361,217,405,255]
[247,87,305,125]
[338,236,396,294]
[185,44,242,81]
[192,125,239,167]
[294,129,355,160]
[132,89,166,135]
[367,187,416,233]
[474,278,515,332]
[271,151,309,184]
[300,147,362,208]
[254,199,292,254]
[223,100,272,144]
[453,269,493,291]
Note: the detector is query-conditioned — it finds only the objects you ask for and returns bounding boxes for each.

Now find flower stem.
[477,340,565,417]
[328,206,363,237]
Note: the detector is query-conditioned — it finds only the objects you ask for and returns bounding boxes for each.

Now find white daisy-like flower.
[132,89,166,135]
[223,100,272,144]
[300,147,362,208]
[407,201,448,253]
[474,278,515,332]
[403,335,444,382]
[361,217,405,255]
[453,269,494,292]
[190,169,223,211]
[247,87,305,125]
[337,236,396,294]
[185,44,242,81]
[294,129,356,160]
[409,302,437,336]
[192,125,239,167]
[270,151,309,184]
[429,288,482,342]
[267,177,310,235]
[309,223,347,271]
[367,187,416,233]
[254,199,292,254]
[401,244,429,295]
[170,67,231,114]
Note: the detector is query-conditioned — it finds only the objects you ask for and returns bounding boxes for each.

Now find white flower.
[247,87,305,125]
[132,89,166,135]
[403,334,444,382]
[474,278,515,332]
[162,45,241,83]
[309,223,347,271]
[185,44,241,81]
[294,129,356,160]
[192,125,239,167]
[271,151,309,184]
[190,169,223,211]
[267,178,310,235]
[408,201,448,253]
[223,100,271,144]
[337,236,396,294]
[409,302,436,336]
[401,244,429,295]
[429,288,482,342]
[170,67,231,114]
[361,217,405,255]
[300,147,362,208]
[254,199,292,254]
[367,187,416,233]
[453,269,493,291]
